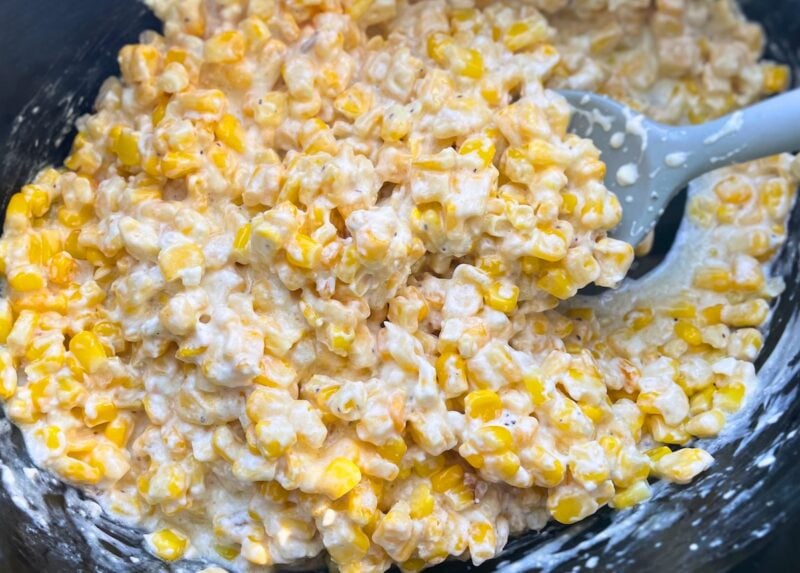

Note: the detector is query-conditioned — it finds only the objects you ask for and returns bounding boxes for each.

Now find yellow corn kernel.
[409,483,435,519]
[469,522,495,551]
[319,458,362,500]
[413,150,457,171]
[701,304,723,325]
[693,267,732,292]
[12,291,67,315]
[233,223,252,255]
[377,437,407,465]
[685,409,726,438]
[161,151,201,179]
[760,179,788,215]
[714,383,745,413]
[5,193,31,229]
[537,268,573,300]
[454,47,484,79]
[64,230,86,260]
[253,91,287,129]
[475,425,513,453]
[459,136,496,169]
[152,100,167,126]
[180,89,226,116]
[215,544,240,561]
[328,525,370,565]
[33,425,66,452]
[414,456,446,479]
[547,489,597,525]
[654,448,713,484]
[476,255,506,277]
[6,395,35,423]
[69,331,108,374]
[580,402,605,423]
[47,251,75,286]
[666,301,696,319]
[205,30,245,64]
[763,63,790,94]
[57,206,93,229]
[52,456,101,485]
[214,114,246,152]
[8,266,46,292]
[427,33,452,65]
[22,184,52,218]
[674,320,703,346]
[645,446,672,462]
[464,389,502,422]
[335,84,373,120]
[104,414,134,447]
[84,397,117,427]
[431,464,465,494]
[689,385,715,416]
[150,528,188,562]
[523,369,550,406]
[241,16,270,50]
[0,300,13,344]
[647,415,690,445]
[504,20,548,53]
[560,192,578,216]
[436,352,467,395]
[721,300,769,328]
[610,480,652,510]
[285,233,321,269]
[484,282,519,314]
[109,126,141,167]
[158,243,205,284]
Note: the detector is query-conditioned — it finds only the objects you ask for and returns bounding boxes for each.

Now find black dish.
[1,1,799,572]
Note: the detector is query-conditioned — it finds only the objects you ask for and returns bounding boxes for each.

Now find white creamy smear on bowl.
[616,163,640,186]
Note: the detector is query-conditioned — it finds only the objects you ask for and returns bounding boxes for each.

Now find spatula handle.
[675,88,800,181]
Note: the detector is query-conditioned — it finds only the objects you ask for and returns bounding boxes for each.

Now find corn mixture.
[0,0,796,571]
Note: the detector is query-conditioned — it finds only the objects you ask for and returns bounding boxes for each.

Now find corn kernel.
[714,383,745,413]
[8,266,46,292]
[52,456,101,485]
[475,425,513,453]
[104,414,134,447]
[666,301,696,319]
[464,389,502,422]
[377,437,407,465]
[205,30,246,64]
[285,233,321,269]
[763,63,790,94]
[523,369,550,406]
[161,151,201,179]
[537,268,573,300]
[434,352,466,396]
[0,300,13,344]
[69,331,108,374]
[547,489,597,525]
[150,528,188,562]
[674,320,703,346]
[409,483,435,519]
[158,243,205,285]
[654,448,713,484]
[215,114,246,152]
[109,126,141,167]
[84,396,117,427]
[610,480,652,510]
[484,282,519,314]
[319,458,362,500]
[431,464,465,493]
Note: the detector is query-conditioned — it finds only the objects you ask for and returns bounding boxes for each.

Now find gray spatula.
[560,89,800,245]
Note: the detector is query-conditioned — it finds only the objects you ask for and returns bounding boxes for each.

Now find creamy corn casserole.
[0,0,796,570]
